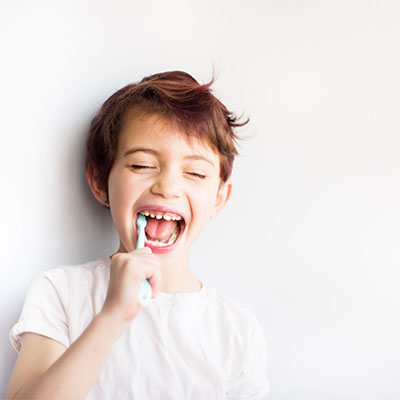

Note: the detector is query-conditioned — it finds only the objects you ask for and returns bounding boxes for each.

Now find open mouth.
[136,209,186,251]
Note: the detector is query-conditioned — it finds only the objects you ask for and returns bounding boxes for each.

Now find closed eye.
[131,165,154,170]
[187,172,206,179]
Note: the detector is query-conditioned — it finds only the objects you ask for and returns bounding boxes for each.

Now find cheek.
[109,169,135,202]
[192,187,218,223]
[108,173,140,227]
[108,174,139,245]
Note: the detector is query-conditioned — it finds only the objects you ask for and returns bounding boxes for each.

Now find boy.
[7,71,270,399]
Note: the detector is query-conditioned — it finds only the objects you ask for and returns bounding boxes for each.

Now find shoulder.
[37,257,110,288]
[26,258,110,310]
[41,257,110,277]
[206,285,254,318]
[10,258,111,352]
[204,285,261,337]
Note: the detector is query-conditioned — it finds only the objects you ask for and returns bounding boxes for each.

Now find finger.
[131,247,152,255]
[130,260,161,280]
[148,269,162,297]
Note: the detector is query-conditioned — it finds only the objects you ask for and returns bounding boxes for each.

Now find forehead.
[118,112,219,160]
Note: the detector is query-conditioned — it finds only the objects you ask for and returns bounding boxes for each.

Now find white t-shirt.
[10,258,270,399]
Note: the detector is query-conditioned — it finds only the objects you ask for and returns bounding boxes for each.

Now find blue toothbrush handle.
[137,231,145,249]
[138,279,152,307]
[136,214,152,307]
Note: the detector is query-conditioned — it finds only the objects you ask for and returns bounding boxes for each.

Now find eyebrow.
[123,147,215,167]
[124,148,158,157]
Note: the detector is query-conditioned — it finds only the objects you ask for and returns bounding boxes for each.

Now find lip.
[135,205,187,254]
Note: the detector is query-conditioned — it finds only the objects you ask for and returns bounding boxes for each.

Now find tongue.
[145,218,178,241]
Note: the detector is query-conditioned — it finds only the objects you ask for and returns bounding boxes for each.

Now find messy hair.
[86,71,248,196]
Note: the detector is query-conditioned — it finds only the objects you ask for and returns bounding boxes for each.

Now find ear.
[86,164,108,207]
[211,179,232,219]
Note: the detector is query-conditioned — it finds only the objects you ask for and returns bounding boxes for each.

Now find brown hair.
[86,71,248,196]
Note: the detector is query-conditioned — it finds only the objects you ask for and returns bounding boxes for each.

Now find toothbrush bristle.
[137,214,147,227]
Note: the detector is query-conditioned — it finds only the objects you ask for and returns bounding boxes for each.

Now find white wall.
[1,1,399,398]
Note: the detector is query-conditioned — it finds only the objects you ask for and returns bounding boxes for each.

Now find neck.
[112,245,201,294]
[160,267,202,293]
[158,251,201,293]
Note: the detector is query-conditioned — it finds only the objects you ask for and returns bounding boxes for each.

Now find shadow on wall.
[1,126,118,397]
[53,127,119,265]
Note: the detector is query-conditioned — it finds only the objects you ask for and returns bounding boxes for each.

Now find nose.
[150,167,183,199]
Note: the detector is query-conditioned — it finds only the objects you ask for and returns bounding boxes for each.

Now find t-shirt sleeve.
[9,268,70,352]
[227,315,270,399]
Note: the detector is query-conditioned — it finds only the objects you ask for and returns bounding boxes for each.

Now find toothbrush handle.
[136,216,152,306]
[137,233,145,249]
[138,279,152,307]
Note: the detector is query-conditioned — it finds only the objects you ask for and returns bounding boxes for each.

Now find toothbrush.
[136,214,152,307]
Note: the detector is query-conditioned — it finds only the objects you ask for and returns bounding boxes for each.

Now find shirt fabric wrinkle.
[9,257,270,399]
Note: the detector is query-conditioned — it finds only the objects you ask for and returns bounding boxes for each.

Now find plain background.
[1,1,399,399]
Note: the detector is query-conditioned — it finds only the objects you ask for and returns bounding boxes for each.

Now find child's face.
[105,112,231,265]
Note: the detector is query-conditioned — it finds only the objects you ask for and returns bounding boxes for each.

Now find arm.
[7,312,127,399]
[7,248,161,400]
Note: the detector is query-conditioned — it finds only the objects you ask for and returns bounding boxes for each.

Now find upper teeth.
[139,211,182,221]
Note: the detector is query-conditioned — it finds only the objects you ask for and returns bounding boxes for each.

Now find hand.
[101,248,162,325]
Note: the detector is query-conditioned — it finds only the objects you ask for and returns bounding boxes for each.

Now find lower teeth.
[146,239,169,247]
[168,229,178,243]
[146,227,179,247]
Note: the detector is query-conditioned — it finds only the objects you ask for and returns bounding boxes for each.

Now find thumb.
[136,246,152,254]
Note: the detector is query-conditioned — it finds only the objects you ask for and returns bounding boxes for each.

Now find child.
[7,71,270,399]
